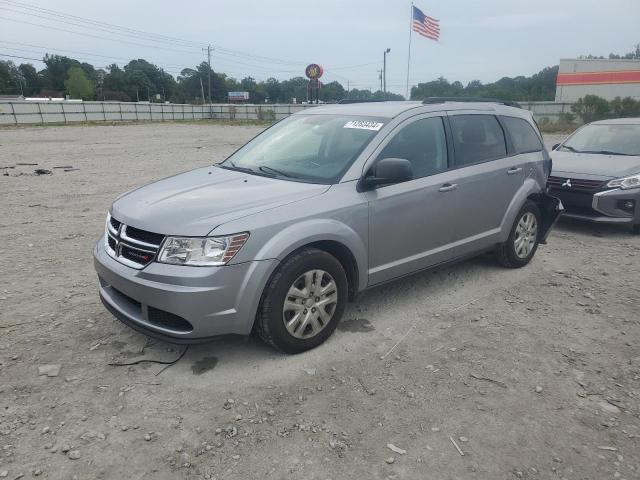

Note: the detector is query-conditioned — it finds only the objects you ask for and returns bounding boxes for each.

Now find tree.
[64,67,94,100]
[18,63,40,95]
[40,54,82,93]
[0,60,22,95]
[319,81,346,102]
[609,96,640,117]
[410,66,559,101]
[176,62,226,103]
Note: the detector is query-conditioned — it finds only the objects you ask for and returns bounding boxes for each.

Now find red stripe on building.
[557,70,640,85]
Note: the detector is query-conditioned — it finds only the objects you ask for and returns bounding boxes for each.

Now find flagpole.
[405,2,413,100]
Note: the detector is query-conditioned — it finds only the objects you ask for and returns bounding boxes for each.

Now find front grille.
[547,176,605,193]
[125,226,164,245]
[121,245,155,264]
[110,216,121,231]
[148,306,193,332]
[106,213,164,269]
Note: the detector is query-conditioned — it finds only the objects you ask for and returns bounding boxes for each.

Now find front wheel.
[255,248,348,354]
[495,201,541,268]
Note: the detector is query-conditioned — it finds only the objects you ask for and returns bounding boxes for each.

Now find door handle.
[507,167,523,175]
[438,183,458,192]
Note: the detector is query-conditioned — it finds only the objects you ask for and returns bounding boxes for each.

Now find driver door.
[365,114,460,286]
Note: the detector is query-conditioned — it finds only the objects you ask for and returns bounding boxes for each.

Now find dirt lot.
[1,122,639,480]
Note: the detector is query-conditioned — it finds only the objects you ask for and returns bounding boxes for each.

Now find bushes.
[572,95,640,123]
[609,96,640,118]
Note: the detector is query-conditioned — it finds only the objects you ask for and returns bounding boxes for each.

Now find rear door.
[447,113,526,255]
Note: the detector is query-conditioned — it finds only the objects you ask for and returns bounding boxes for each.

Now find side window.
[450,115,507,165]
[501,116,543,153]
[377,117,448,179]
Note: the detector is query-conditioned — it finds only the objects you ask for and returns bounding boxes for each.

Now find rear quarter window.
[501,116,543,154]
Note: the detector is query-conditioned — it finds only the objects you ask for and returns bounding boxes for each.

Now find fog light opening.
[618,200,635,212]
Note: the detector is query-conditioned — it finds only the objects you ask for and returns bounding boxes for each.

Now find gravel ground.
[1,123,639,480]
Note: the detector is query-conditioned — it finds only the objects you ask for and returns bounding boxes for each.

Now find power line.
[0,41,186,68]
[0,14,310,72]
[0,40,311,79]
[0,0,389,86]
[0,48,301,82]
[0,52,41,62]
[0,16,204,55]
[0,0,207,48]
[0,0,391,88]
[0,0,307,67]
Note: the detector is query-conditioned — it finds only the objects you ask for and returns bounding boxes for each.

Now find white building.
[555,58,640,102]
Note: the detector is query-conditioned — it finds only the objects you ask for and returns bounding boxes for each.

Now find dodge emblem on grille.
[561,178,572,188]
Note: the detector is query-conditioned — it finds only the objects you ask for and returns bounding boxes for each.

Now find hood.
[111,166,330,236]
[551,150,640,180]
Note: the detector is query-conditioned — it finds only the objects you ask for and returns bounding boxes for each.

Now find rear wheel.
[496,201,541,268]
[256,248,347,353]
[632,224,640,235]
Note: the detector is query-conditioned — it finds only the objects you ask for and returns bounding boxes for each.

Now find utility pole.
[203,44,213,103]
[383,48,391,95]
[147,86,150,102]
[199,77,205,105]
[136,86,139,102]
[378,70,383,92]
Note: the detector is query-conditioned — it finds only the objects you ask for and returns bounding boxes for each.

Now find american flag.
[412,5,440,41]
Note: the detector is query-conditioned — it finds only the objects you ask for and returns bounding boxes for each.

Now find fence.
[0,101,317,125]
[0,100,574,126]
[518,101,575,124]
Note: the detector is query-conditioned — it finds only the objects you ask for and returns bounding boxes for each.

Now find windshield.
[220,114,385,183]
[560,123,640,156]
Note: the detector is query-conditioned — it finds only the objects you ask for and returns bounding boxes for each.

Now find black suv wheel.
[256,248,348,353]
[496,201,541,268]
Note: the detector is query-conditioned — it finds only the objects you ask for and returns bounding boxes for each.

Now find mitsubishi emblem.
[561,178,572,188]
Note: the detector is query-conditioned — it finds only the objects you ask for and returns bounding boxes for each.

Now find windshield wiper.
[258,165,294,178]
[224,161,256,174]
[560,145,582,153]
[581,150,634,156]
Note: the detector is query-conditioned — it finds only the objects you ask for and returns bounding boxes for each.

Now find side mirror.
[360,158,413,190]
[552,143,560,151]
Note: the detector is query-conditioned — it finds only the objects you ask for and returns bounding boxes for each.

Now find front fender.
[254,219,369,292]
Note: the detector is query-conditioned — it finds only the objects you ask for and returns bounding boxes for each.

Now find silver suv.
[94,99,562,353]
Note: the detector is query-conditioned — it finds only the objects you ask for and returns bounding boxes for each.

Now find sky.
[1,0,639,96]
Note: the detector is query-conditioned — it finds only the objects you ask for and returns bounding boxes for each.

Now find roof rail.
[421,97,522,108]
[337,99,391,104]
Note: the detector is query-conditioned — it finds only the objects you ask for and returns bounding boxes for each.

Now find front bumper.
[550,187,639,225]
[94,236,278,343]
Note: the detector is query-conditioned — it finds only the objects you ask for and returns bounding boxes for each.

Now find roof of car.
[590,117,640,125]
[297,100,528,119]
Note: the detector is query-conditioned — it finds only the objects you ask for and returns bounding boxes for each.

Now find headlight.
[607,174,640,190]
[158,232,249,266]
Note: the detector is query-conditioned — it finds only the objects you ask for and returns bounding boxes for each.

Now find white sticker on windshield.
[343,120,384,131]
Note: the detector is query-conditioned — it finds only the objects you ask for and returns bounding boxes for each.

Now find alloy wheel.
[514,212,538,258]
[282,269,338,339]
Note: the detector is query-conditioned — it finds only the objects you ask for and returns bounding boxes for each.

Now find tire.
[495,201,541,268]
[255,248,348,354]
[632,224,640,235]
